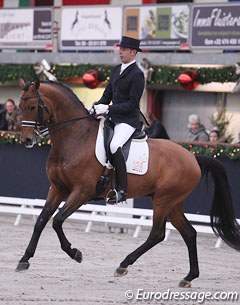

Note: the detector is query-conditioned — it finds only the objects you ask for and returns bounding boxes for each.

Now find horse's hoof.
[179,279,191,288]
[15,261,30,272]
[114,267,128,277]
[73,248,82,263]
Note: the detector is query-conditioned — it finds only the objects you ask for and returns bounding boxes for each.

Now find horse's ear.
[19,78,25,89]
[35,78,40,90]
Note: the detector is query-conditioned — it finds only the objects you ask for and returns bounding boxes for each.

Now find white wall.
[162,90,217,141]
[0,85,21,106]
[161,90,240,143]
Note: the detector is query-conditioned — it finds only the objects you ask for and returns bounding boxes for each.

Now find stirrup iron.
[106,188,126,204]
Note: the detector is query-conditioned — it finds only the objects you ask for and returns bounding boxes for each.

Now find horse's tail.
[196,155,240,251]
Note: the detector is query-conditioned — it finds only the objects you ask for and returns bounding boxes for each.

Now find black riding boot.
[107,148,127,204]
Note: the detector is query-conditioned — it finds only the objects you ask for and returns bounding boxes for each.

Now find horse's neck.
[49,106,98,149]
[53,102,85,122]
[43,86,98,149]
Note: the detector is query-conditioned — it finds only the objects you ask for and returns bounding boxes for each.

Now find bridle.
[21,91,52,138]
[21,90,91,138]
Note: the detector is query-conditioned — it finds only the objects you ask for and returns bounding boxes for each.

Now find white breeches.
[110,123,136,154]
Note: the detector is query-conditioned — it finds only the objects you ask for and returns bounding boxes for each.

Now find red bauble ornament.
[178,70,199,90]
[82,69,100,89]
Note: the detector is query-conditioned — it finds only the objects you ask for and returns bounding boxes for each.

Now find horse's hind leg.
[115,210,167,276]
[16,187,65,271]
[168,206,199,288]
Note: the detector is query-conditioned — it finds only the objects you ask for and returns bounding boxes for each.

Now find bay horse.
[16,79,240,288]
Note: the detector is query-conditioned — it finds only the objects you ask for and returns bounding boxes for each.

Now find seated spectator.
[5,99,22,132]
[209,128,221,143]
[144,112,170,139]
[187,114,209,142]
[0,103,7,130]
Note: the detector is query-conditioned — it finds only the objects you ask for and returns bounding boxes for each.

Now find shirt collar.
[120,60,136,74]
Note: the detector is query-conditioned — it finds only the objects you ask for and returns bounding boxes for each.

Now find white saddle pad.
[95,119,149,175]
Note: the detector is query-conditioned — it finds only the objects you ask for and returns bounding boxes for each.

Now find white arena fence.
[1,196,238,248]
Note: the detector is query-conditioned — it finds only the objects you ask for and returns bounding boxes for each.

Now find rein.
[21,90,91,138]
[48,115,91,128]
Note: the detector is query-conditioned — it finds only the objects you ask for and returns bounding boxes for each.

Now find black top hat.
[117,36,142,52]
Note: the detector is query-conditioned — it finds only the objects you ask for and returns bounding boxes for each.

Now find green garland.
[181,143,240,160]
[1,131,240,160]
[0,131,50,146]
[0,64,36,84]
[0,64,238,85]
[150,66,238,86]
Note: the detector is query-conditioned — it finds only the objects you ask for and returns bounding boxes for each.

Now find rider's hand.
[88,106,95,115]
[94,104,109,115]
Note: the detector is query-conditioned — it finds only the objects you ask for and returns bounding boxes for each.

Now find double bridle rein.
[21,90,91,138]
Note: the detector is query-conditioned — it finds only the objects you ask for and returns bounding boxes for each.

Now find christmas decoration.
[178,70,199,90]
[34,59,57,81]
[210,103,234,143]
[0,64,238,86]
[82,69,100,89]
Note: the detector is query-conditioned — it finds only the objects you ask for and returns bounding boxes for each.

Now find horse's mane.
[41,80,87,109]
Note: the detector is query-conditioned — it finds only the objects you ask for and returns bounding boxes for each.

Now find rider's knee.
[110,142,121,154]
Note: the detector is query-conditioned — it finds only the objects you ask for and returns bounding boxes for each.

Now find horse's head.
[19,78,51,148]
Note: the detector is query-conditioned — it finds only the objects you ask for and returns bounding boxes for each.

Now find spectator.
[209,128,220,143]
[144,112,170,139]
[5,99,22,132]
[0,103,7,130]
[187,114,209,142]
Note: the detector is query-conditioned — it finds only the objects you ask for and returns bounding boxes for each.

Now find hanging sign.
[0,8,53,50]
[123,4,190,50]
[190,3,240,49]
[60,6,122,50]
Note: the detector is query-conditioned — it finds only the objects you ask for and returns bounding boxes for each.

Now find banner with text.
[60,6,122,51]
[190,3,240,49]
[0,8,53,50]
[123,4,190,50]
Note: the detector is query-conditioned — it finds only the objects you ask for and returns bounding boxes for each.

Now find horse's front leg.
[52,190,87,263]
[16,187,65,272]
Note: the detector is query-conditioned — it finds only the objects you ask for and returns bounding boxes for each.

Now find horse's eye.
[29,105,36,111]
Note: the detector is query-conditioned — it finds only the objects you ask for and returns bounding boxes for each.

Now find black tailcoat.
[97,62,145,129]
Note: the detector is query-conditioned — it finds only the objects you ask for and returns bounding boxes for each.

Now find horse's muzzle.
[23,138,35,149]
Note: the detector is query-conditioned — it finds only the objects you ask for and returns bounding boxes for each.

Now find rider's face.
[119,47,137,64]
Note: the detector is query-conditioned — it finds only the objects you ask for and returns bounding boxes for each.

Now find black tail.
[196,155,240,251]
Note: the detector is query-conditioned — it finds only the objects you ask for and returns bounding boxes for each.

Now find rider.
[92,36,145,203]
